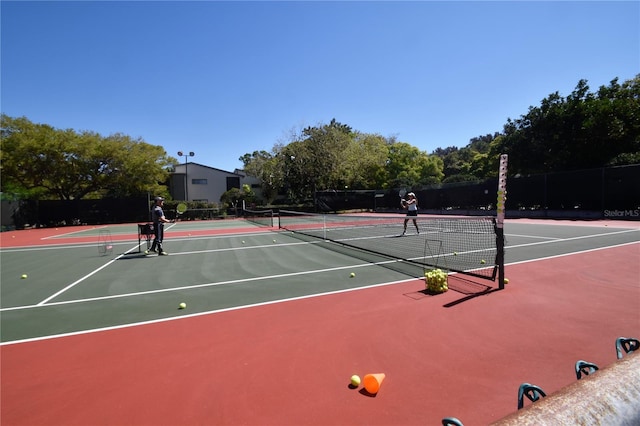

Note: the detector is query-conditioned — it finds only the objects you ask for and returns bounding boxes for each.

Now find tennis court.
[1,215,639,425]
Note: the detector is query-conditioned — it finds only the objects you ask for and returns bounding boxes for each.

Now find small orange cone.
[363,373,386,394]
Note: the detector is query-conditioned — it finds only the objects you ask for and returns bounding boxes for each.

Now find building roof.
[173,162,243,176]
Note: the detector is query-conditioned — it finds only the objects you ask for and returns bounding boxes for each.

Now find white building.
[170,162,262,204]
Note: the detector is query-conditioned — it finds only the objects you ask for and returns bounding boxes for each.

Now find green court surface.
[1,220,424,343]
[1,218,638,344]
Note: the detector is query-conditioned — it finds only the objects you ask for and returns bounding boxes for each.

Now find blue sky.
[2,1,638,172]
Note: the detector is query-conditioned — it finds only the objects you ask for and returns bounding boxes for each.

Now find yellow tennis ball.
[179,302,186,309]
[273,239,277,243]
[350,375,361,386]
[480,259,486,264]
[504,278,509,284]
[350,272,356,278]
[21,274,27,279]
[453,251,457,256]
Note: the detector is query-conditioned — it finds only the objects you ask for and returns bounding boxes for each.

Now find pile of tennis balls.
[425,268,448,293]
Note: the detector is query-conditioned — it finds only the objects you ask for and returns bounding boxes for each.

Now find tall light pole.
[178,151,195,201]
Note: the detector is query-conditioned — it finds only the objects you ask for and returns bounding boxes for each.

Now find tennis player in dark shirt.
[146,197,171,255]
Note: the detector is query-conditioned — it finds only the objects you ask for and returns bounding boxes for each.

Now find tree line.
[1,75,638,203]
[0,115,177,201]
[241,75,639,203]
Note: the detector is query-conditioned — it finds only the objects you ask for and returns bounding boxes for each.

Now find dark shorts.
[406,210,418,217]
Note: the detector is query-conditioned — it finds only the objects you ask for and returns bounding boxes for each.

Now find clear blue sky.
[2,1,638,172]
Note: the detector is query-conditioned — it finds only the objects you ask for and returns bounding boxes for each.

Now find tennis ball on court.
[242,240,246,244]
[179,302,186,309]
[350,375,361,387]
[481,259,486,264]
[350,272,356,278]
[273,239,277,243]
[21,274,27,279]
[504,278,509,284]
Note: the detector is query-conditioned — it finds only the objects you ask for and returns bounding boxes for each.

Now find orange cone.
[363,373,386,394]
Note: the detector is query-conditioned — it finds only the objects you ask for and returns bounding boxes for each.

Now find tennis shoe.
[159,251,168,256]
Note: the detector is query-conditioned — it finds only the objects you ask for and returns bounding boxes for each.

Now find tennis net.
[278,211,499,281]
[242,208,275,227]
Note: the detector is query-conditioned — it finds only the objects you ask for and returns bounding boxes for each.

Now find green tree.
[239,75,639,200]
[280,140,316,202]
[276,119,355,202]
[301,118,354,192]
[220,184,255,211]
[433,146,466,179]
[498,75,640,175]
[434,133,499,181]
[0,114,176,200]
[239,149,283,204]
[241,120,445,200]
[339,133,389,189]
[386,142,443,188]
[594,76,640,165]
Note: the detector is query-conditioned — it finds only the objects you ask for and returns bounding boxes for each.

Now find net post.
[496,154,508,290]
[323,214,327,240]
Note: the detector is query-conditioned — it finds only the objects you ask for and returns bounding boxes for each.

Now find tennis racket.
[175,203,187,221]
[399,189,407,208]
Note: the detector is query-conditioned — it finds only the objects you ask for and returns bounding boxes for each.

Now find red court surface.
[0,221,262,248]
[1,229,638,425]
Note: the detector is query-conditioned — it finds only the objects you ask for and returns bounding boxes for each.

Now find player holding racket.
[146,197,171,255]
[402,192,420,235]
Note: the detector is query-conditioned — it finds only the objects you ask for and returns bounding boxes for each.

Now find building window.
[226,176,240,191]
[192,179,208,185]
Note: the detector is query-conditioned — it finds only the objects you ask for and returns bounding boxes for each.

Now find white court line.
[2,240,638,347]
[2,237,465,312]
[11,239,365,309]
[507,233,560,240]
[0,230,278,252]
[19,228,640,307]
[35,223,182,304]
[36,244,141,305]
[502,240,639,267]
[0,275,419,346]
[41,225,109,240]
[161,240,313,256]
[6,259,386,312]
[3,243,122,252]
[505,228,639,249]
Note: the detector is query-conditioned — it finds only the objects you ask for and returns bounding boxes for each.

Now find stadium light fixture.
[178,151,195,201]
